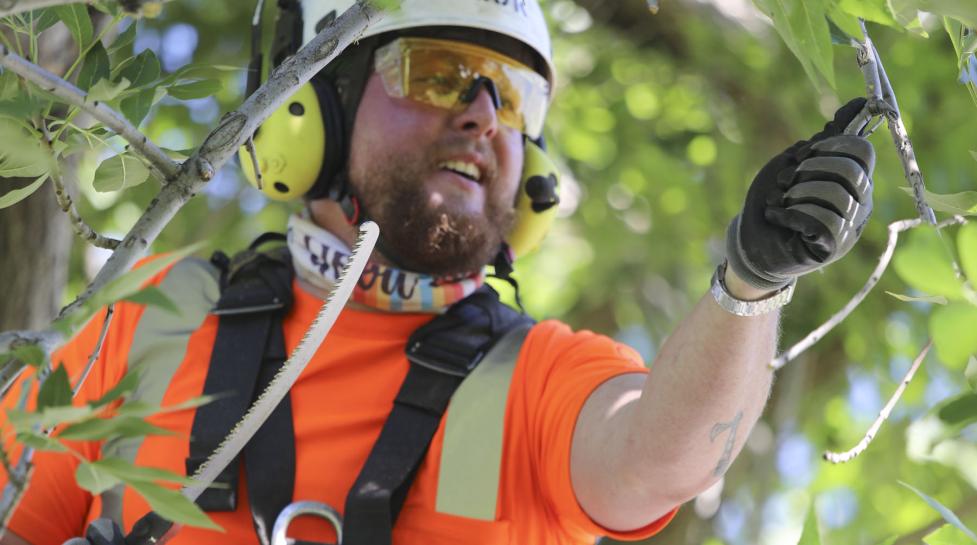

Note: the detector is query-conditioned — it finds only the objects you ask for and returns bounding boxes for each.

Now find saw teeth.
[439,160,481,181]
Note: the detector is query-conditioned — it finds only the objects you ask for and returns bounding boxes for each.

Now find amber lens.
[375,38,548,137]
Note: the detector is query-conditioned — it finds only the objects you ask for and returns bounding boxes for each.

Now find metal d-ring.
[271,501,343,545]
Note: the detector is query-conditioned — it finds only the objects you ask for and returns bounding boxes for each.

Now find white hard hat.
[299,0,555,84]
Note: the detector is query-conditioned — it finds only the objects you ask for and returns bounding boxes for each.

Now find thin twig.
[856,21,936,225]
[771,216,967,370]
[71,305,113,397]
[823,340,932,463]
[52,171,120,249]
[244,135,263,190]
[0,43,181,181]
[0,447,32,529]
[41,121,121,250]
[58,1,382,321]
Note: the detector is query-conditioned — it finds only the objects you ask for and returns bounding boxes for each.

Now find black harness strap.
[185,239,296,545]
[342,286,533,545]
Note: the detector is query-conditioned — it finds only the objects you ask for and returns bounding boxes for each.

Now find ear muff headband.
[508,138,560,257]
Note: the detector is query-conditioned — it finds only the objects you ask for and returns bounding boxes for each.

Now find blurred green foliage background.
[7,0,977,543]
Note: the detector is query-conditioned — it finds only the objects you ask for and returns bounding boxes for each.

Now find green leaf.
[752,0,835,90]
[874,537,898,545]
[54,242,205,336]
[92,153,151,192]
[893,227,965,300]
[120,87,156,126]
[926,524,977,545]
[936,391,977,426]
[89,457,195,486]
[0,94,50,121]
[971,150,977,162]
[53,4,94,49]
[0,174,50,210]
[118,49,160,89]
[77,41,111,92]
[76,461,123,494]
[916,0,977,27]
[837,0,901,26]
[123,285,180,314]
[930,302,977,369]
[900,482,977,543]
[958,222,977,286]
[107,21,137,60]
[90,370,141,408]
[33,9,62,34]
[37,365,72,411]
[0,119,53,178]
[798,502,821,545]
[88,77,131,102]
[16,431,67,452]
[885,291,948,305]
[0,69,19,101]
[901,187,977,216]
[157,63,243,88]
[129,481,222,530]
[966,356,977,391]
[38,405,96,429]
[826,9,861,43]
[59,415,175,441]
[11,344,46,369]
[167,79,223,100]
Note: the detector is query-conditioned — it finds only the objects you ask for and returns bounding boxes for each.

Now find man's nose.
[453,78,500,138]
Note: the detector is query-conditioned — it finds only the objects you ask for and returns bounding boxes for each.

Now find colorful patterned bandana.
[287,214,484,313]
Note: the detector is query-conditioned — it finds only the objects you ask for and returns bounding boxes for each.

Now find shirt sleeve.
[518,320,679,541]
[1,258,171,545]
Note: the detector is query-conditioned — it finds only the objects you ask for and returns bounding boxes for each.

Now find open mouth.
[438,160,482,183]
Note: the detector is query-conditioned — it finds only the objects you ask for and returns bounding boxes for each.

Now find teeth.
[438,160,481,181]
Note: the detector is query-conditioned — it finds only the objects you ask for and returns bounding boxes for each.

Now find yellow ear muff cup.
[238,82,326,201]
[508,139,560,258]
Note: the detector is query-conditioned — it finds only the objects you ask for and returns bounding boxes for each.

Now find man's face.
[346,69,523,277]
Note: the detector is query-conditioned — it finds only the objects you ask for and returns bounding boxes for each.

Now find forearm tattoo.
[709,410,743,476]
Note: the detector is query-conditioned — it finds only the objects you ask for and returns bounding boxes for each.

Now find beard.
[351,139,517,278]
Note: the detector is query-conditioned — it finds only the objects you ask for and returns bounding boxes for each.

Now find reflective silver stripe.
[435,323,531,520]
[99,258,220,523]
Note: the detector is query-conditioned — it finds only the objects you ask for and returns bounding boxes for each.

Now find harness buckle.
[406,341,484,377]
[272,501,343,545]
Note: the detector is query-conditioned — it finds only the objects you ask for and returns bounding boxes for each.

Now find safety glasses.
[373,37,551,138]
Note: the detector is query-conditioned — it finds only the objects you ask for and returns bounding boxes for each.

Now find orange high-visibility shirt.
[2,261,677,545]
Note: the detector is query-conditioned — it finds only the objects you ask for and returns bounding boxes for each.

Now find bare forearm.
[572,270,778,530]
[628,282,777,494]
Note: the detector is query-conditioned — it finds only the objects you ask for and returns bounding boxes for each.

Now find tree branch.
[71,304,112,396]
[58,1,383,318]
[771,216,967,370]
[0,446,32,530]
[823,339,932,463]
[0,43,181,182]
[855,21,937,224]
[0,0,166,18]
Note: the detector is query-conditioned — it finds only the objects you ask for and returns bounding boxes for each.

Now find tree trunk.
[0,25,76,330]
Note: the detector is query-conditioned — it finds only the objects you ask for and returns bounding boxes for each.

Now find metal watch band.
[710,261,795,317]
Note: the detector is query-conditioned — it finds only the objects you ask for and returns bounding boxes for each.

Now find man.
[0,0,874,544]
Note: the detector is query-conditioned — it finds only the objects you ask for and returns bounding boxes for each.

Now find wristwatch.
[710,261,795,317]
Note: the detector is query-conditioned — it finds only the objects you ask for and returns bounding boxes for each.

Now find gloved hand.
[726,98,876,291]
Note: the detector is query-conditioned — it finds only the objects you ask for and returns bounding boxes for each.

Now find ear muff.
[507,138,560,258]
[238,78,346,201]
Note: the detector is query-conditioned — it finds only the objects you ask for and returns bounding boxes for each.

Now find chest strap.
[341,286,533,545]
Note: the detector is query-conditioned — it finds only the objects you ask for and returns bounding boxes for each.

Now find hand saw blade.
[126,221,378,545]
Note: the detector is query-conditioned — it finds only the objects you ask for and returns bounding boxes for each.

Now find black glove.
[726,98,876,291]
